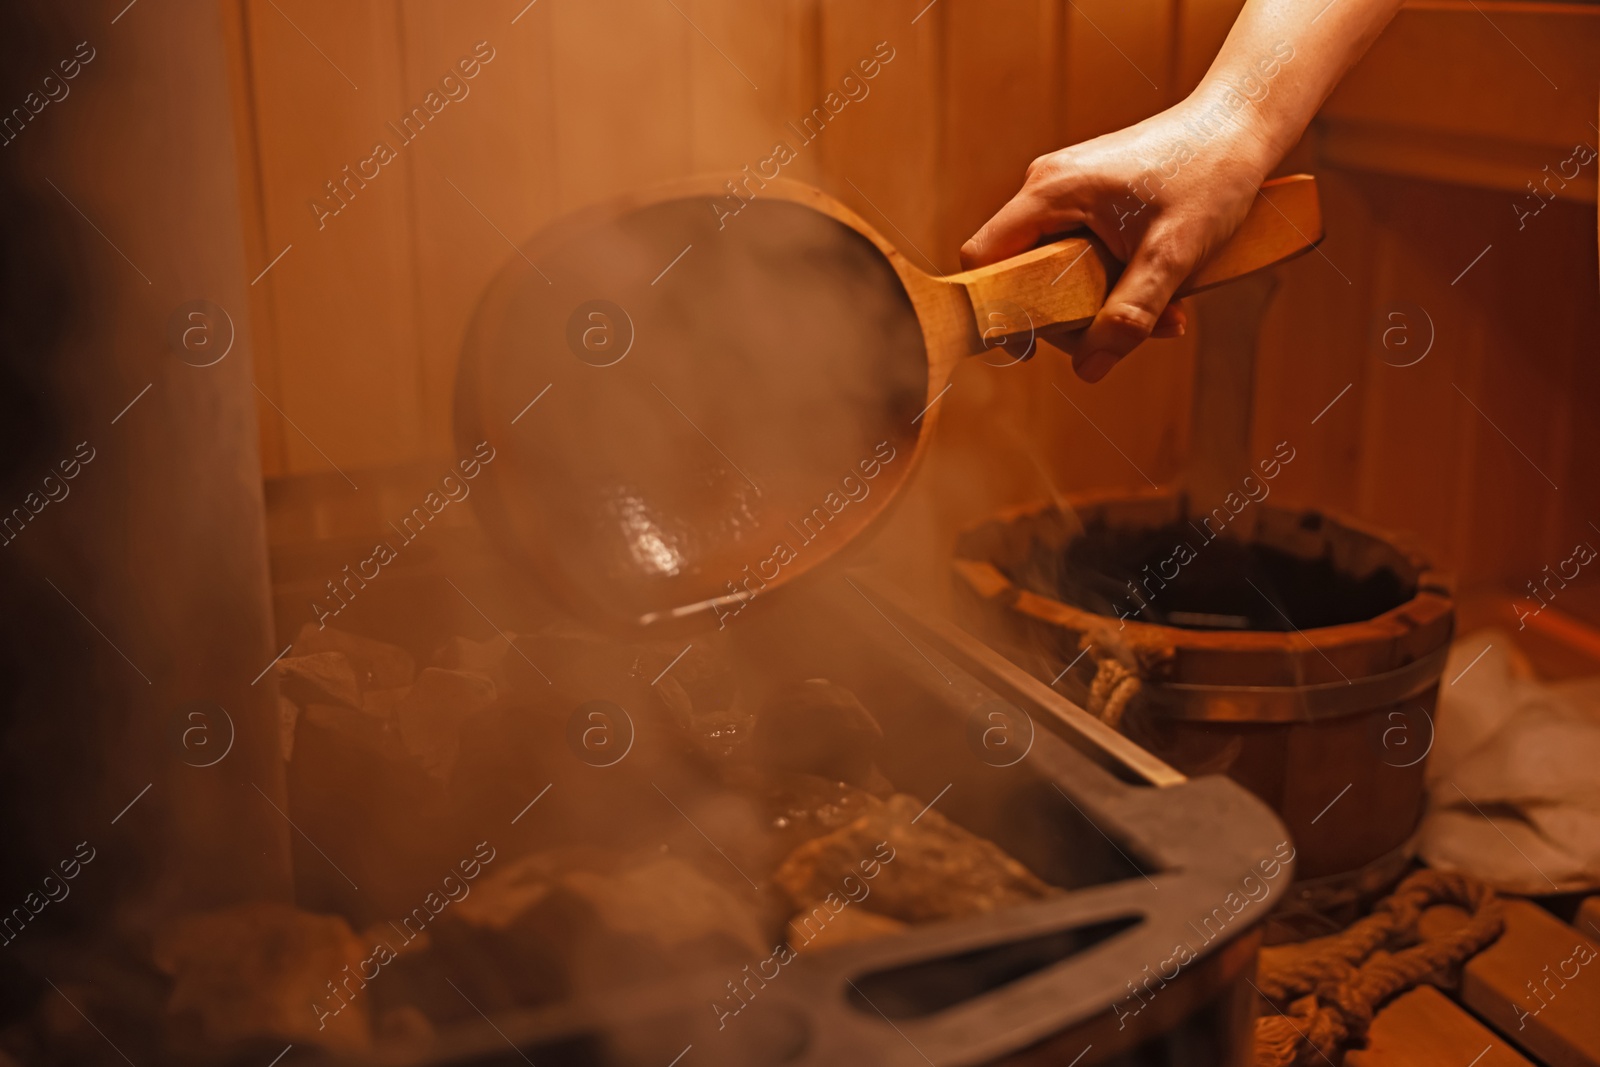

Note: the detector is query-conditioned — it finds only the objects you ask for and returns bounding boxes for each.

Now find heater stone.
[152,901,372,1053]
[395,668,498,781]
[275,651,362,709]
[790,905,906,954]
[277,695,299,761]
[774,793,1055,923]
[437,853,767,1008]
[432,632,518,689]
[753,679,885,787]
[295,622,417,689]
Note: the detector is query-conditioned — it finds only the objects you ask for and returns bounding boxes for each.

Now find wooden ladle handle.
[948,174,1323,334]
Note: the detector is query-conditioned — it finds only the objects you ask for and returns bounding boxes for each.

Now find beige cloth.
[1421,628,1600,893]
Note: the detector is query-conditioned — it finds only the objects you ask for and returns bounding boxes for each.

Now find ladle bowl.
[455,175,1322,632]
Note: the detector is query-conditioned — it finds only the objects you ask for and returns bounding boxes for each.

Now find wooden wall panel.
[1254,171,1593,598]
[936,0,1073,546]
[233,0,1600,608]
[548,0,694,211]
[684,0,814,175]
[399,0,809,456]
[398,0,559,456]
[1319,4,1600,202]
[1351,184,1484,576]
[939,0,1064,259]
[1322,3,1598,152]
[1254,169,1599,593]
[816,0,945,271]
[1062,0,1180,145]
[1042,0,1196,517]
[245,0,426,476]
[1174,0,1244,95]
[1450,191,1593,585]
[1253,165,1374,520]
[1258,3,1600,597]
[250,0,814,472]
[227,0,287,480]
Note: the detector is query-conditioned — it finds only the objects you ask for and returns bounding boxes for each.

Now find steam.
[464,189,930,626]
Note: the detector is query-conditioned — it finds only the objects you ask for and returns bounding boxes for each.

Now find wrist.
[1176,77,1292,180]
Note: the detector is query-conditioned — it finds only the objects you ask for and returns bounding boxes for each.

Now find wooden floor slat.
[1576,897,1600,944]
[1347,986,1533,1067]
[1459,899,1600,1067]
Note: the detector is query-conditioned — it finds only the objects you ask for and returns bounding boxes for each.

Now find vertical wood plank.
[1544,192,1600,597]
[225,0,288,479]
[913,0,1076,600]
[817,0,945,271]
[1356,177,1580,588]
[245,0,426,476]
[1045,0,1195,509]
[548,0,694,211]
[813,0,956,607]
[1061,0,1177,146]
[684,0,812,175]
[935,0,1064,529]
[939,0,1063,259]
[1253,164,1374,522]
[398,0,560,457]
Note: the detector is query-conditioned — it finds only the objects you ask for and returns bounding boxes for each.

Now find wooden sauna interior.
[232,0,1600,651]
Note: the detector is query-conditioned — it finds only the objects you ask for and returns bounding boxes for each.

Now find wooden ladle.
[455,174,1322,631]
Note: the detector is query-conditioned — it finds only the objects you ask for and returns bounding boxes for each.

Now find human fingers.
[959,172,1088,270]
[1036,302,1183,360]
[1072,232,1198,382]
[1149,302,1187,339]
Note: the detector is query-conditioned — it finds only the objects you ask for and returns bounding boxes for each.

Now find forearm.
[1190,0,1404,166]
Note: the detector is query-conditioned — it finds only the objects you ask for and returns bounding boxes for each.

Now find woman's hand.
[961,95,1277,383]
[961,0,1404,382]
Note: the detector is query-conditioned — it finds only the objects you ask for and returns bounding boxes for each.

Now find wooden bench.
[1340,896,1600,1067]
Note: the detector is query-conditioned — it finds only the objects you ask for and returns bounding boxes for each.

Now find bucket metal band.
[1135,644,1451,723]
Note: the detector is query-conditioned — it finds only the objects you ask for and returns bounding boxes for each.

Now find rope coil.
[1076,626,1169,730]
[1088,657,1141,729]
[1252,869,1504,1067]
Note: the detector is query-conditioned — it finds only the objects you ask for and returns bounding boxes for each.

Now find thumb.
[960,189,1083,270]
[1072,233,1196,383]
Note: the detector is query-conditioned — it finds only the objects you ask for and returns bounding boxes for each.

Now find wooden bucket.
[952,488,1454,924]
